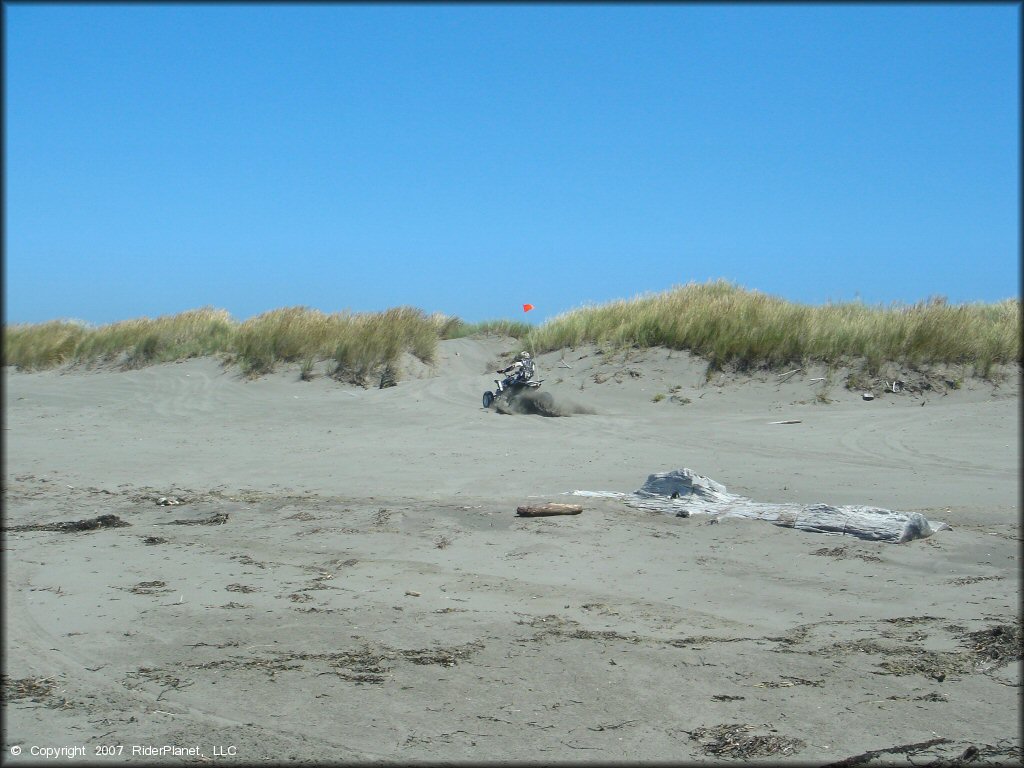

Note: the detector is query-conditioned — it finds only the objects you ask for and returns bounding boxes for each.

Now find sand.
[3,337,1020,764]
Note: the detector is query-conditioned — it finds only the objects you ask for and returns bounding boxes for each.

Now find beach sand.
[3,338,1020,764]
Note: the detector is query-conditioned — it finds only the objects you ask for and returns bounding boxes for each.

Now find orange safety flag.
[523,303,534,312]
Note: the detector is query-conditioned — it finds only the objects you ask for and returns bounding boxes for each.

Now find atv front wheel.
[482,391,494,409]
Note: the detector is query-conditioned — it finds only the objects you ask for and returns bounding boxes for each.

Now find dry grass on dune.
[3,306,447,382]
[441,318,533,340]
[2,319,91,371]
[2,308,236,371]
[526,281,1020,377]
[3,282,1019,379]
[177,305,450,381]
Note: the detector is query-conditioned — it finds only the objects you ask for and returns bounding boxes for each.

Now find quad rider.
[496,352,535,393]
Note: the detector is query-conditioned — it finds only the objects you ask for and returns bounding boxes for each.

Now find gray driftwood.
[517,503,583,517]
[572,468,948,543]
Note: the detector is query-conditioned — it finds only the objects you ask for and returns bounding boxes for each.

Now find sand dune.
[3,337,1020,763]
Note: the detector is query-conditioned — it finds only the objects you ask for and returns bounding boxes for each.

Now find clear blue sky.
[4,3,1019,326]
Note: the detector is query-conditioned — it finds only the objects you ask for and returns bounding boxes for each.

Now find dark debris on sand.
[963,621,1022,668]
[2,674,76,710]
[685,723,805,758]
[183,640,484,684]
[4,514,130,533]
[166,512,228,526]
[3,674,57,702]
[825,737,1022,767]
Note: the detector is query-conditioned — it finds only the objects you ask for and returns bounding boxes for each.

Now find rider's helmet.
[521,351,531,360]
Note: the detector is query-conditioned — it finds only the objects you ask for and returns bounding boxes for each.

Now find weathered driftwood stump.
[572,468,949,543]
[516,503,583,517]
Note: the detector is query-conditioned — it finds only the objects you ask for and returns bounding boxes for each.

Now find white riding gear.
[496,353,535,392]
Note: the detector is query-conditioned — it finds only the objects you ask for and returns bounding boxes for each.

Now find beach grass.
[4,281,1019,378]
[229,305,444,381]
[440,318,534,340]
[525,281,1020,376]
[3,308,237,371]
[78,308,237,368]
[3,306,444,381]
[3,320,92,371]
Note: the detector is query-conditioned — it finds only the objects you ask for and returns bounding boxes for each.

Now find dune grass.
[4,281,1019,379]
[78,308,237,368]
[3,320,92,371]
[222,305,449,381]
[3,306,450,382]
[3,308,237,371]
[440,318,533,340]
[525,280,1020,377]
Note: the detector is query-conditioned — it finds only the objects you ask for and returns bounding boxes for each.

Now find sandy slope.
[3,338,1020,764]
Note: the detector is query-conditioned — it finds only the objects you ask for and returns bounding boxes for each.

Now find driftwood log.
[517,503,583,517]
[572,468,949,543]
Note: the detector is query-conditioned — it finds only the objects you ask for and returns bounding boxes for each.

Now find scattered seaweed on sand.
[754,676,823,688]
[513,613,1020,688]
[123,667,195,696]
[294,572,337,592]
[190,646,391,683]
[823,736,952,766]
[824,738,1020,767]
[914,692,948,702]
[129,489,194,505]
[516,614,641,643]
[229,553,268,569]
[818,636,969,679]
[184,641,484,683]
[167,512,228,526]
[399,641,483,667]
[2,675,75,710]
[126,581,170,595]
[963,622,1022,668]
[810,545,882,563]
[947,575,1005,586]
[883,616,943,625]
[685,723,805,758]
[3,675,57,702]
[4,514,130,533]
[816,619,1021,679]
[917,740,1023,766]
[876,650,973,678]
